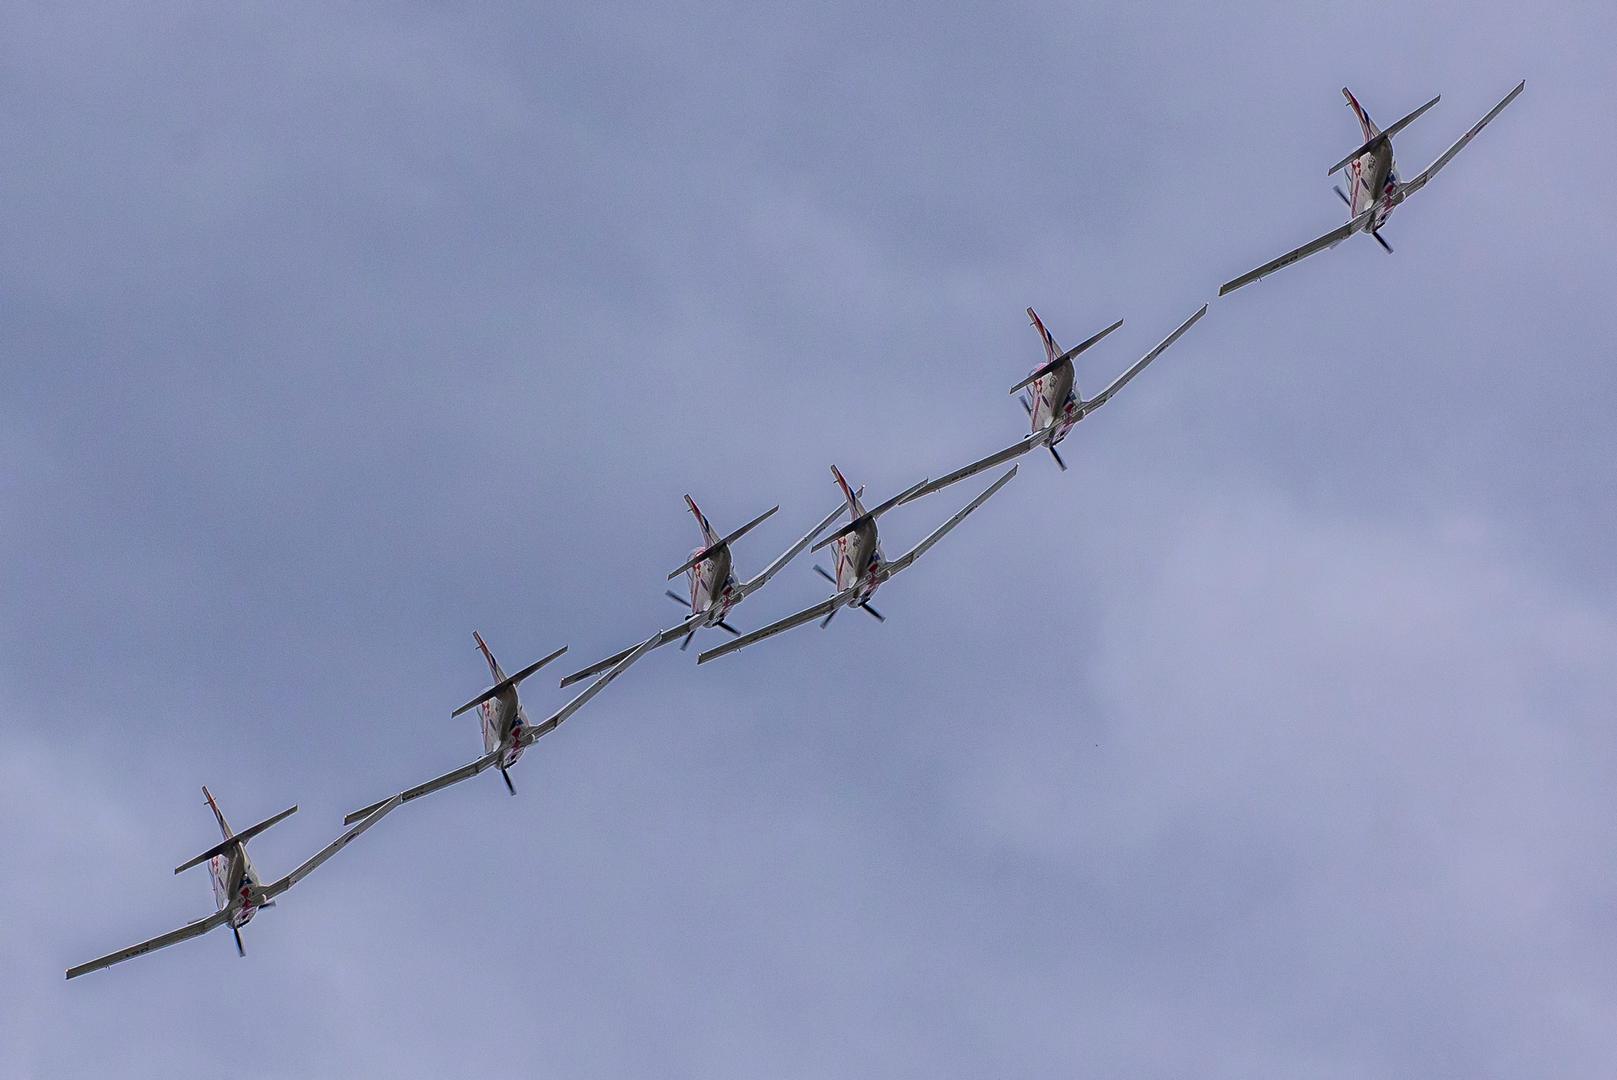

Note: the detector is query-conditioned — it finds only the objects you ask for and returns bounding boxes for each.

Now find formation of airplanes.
[67,78,1523,980]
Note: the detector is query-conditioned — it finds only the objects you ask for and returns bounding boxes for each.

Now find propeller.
[1020,394,1033,417]
[814,564,836,586]
[1372,230,1394,254]
[717,621,741,636]
[1049,444,1067,471]
[819,608,838,629]
[500,768,515,796]
[1333,184,1351,208]
[860,603,885,623]
[233,927,245,958]
[665,589,690,608]
[679,629,697,651]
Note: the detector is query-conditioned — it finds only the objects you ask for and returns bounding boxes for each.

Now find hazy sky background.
[5,3,1616,1077]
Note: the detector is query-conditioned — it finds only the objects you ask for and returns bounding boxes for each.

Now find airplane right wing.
[697,590,856,665]
[521,634,657,746]
[66,908,232,979]
[1081,304,1208,412]
[904,431,1043,503]
[882,466,1017,579]
[739,495,854,598]
[1219,207,1376,296]
[263,794,401,901]
[557,614,702,689]
[1394,80,1524,203]
[343,750,502,825]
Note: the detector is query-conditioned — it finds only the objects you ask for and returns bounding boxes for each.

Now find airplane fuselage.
[833,520,883,602]
[1030,359,1081,445]
[1347,140,1399,231]
[207,848,261,928]
[479,688,528,768]
[687,544,739,624]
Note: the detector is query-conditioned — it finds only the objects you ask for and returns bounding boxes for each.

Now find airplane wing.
[262,794,401,901]
[557,614,703,689]
[1394,80,1524,203]
[521,634,657,746]
[904,430,1043,503]
[738,496,852,598]
[697,590,857,665]
[1082,305,1208,412]
[881,466,1017,580]
[1219,207,1376,296]
[66,908,233,979]
[344,751,502,825]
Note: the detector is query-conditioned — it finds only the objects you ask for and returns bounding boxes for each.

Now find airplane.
[342,630,655,824]
[905,304,1207,500]
[65,787,401,979]
[1219,79,1525,295]
[697,463,1016,664]
[557,493,856,688]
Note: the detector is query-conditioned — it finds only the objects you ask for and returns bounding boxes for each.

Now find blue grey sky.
[4,2,1615,1077]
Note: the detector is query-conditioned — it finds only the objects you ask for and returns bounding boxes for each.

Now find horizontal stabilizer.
[667,505,780,580]
[1326,93,1440,175]
[450,644,568,718]
[809,478,930,554]
[1008,318,1124,395]
[174,805,298,875]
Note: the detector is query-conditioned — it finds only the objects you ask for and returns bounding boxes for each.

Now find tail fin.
[175,803,298,875]
[202,785,233,840]
[683,495,720,547]
[1342,87,1379,139]
[829,465,867,519]
[472,631,504,682]
[1027,307,1061,364]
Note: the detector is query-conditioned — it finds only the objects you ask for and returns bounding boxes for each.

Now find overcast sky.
[5,2,1616,1077]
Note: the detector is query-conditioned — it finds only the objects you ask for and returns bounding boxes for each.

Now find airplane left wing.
[882,466,1017,579]
[1394,80,1524,203]
[66,908,233,979]
[1219,207,1376,296]
[697,591,856,665]
[262,794,401,901]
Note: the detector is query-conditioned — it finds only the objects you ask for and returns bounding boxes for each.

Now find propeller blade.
[1049,444,1067,471]
[680,629,696,651]
[861,603,886,622]
[717,621,741,636]
[233,927,245,958]
[819,608,838,629]
[1334,184,1351,208]
[1372,230,1393,254]
[814,564,837,585]
[500,768,516,796]
[1020,394,1033,417]
[665,589,690,607]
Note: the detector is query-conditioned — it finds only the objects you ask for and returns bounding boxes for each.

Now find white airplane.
[65,787,401,979]
[907,304,1207,499]
[558,494,854,687]
[343,630,654,824]
[698,464,1016,664]
[1219,79,1525,295]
